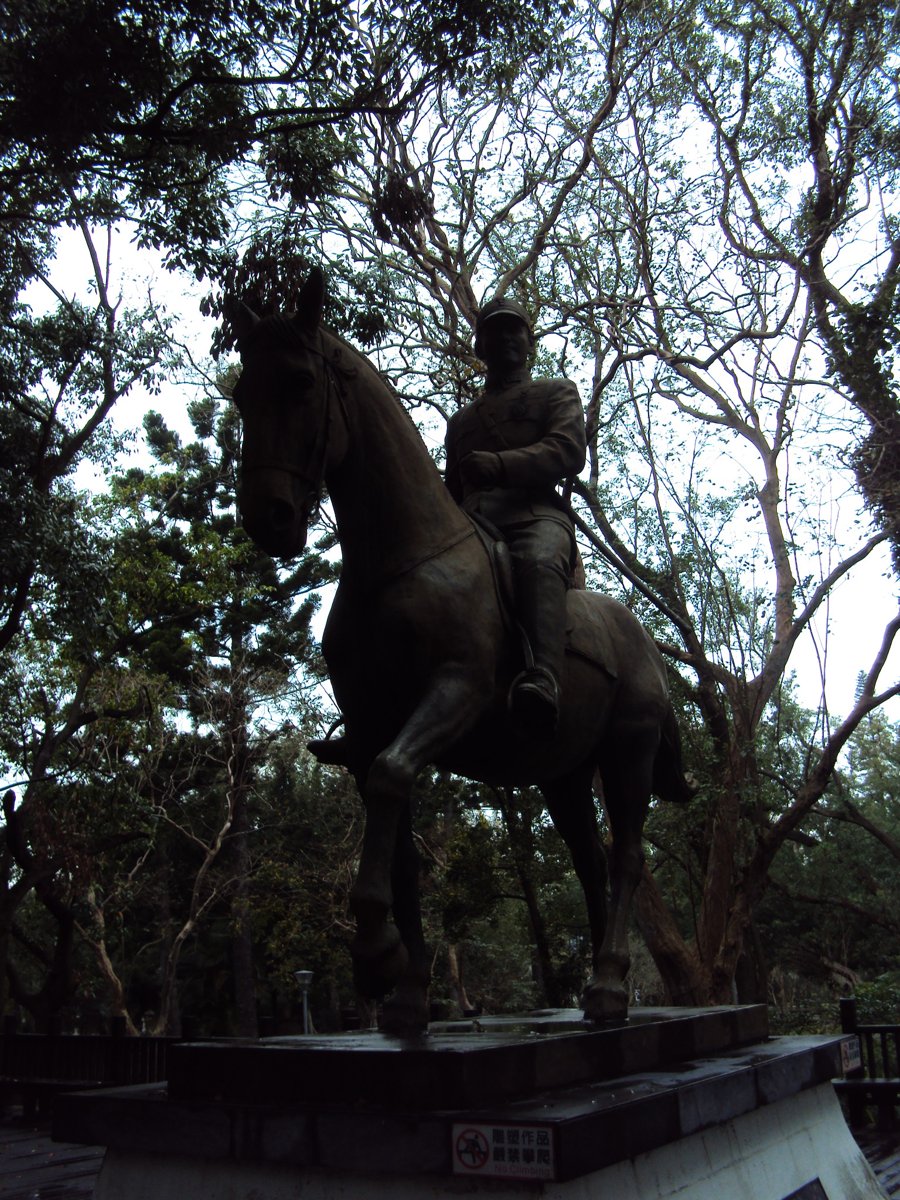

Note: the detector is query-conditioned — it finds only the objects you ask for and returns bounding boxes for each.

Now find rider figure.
[444,297,586,735]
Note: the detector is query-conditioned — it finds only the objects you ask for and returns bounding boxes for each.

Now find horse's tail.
[653,704,698,804]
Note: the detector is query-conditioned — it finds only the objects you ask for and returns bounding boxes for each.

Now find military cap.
[475,296,535,356]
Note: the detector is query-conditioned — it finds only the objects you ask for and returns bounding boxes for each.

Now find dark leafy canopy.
[758,708,900,1020]
[0,0,565,279]
[0,0,322,278]
[204,216,401,357]
[0,0,565,652]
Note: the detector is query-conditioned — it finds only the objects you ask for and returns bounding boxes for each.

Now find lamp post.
[294,970,313,1035]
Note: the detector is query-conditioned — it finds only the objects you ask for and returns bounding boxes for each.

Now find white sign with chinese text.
[451,1122,556,1180]
[840,1036,862,1075]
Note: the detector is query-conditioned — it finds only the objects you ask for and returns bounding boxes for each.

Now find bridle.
[239,320,348,521]
[239,311,478,591]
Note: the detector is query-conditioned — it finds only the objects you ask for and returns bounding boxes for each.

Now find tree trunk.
[79,888,140,1034]
[227,625,257,1037]
[155,842,181,1036]
[447,943,476,1014]
[230,789,258,1037]
[633,865,709,1005]
[734,920,768,1005]
[14,898,76,1034]
[498,792,565,1007]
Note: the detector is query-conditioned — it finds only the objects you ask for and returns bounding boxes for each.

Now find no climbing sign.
[451,1122,556,1180]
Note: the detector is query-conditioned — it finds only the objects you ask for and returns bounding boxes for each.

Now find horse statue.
[231,269,694,1033]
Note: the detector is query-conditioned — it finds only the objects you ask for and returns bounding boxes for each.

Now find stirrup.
[508,667,560,736]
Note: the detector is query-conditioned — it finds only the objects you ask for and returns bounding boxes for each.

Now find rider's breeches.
[505,521,573,685]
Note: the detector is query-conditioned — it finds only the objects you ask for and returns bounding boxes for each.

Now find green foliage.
[409,0,561,78]
[855,974,900,1025]
[203,218,398,355]
[768,986,842,1036]
[435,900,545,1015]
[0,239,172,667]
[758,708,900,1029]
[441,815,502,942]
[0,380,339,1030]
[0,0,566,285]
[245,745,363,1029]
[1,0,289,274]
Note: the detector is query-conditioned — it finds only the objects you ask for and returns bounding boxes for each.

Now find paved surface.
[0,1109,898,1199]
[856,1127,900,1198]
[0,1115,103,1199]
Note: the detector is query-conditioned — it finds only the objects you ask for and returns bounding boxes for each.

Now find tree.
[412,775,590,1016]
[83,393,333,1033]
[544,0,900,1001]
[0,219,171,659]
[0,0,567,294]
[245,735,366,1032]
[665,0,900,567]
[762,706,900,1005]
[0,380,336,1032]
[4,0,898,1022]
[0,477,157,1026]
[0,0,624,1028]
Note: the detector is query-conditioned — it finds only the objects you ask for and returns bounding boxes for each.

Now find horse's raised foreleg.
[582,728,657,1023]
[350,670,486,1033]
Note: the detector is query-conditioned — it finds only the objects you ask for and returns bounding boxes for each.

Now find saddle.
[468,513,616,681]
[468,513,519,632]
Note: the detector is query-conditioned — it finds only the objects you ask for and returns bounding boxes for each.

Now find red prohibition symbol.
[455,1128,490,1170]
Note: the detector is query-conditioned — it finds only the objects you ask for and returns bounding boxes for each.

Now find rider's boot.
[509,563,568,736]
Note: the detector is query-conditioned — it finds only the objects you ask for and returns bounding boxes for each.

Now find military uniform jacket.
[444,373,586,529]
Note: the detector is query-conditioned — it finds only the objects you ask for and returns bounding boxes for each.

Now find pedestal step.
[85,1085,882,1200]
[167,1004,769,1110]
[51,1008,878,1197]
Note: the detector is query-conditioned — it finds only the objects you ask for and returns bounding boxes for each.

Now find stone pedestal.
[52,1006,881,1199]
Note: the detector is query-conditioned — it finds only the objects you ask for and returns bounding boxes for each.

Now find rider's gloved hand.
[460,450,504,488]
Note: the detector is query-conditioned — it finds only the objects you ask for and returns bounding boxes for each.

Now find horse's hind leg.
[542,765,609,997]
[581,728,657,1022]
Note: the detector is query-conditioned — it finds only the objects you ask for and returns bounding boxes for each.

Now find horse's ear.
[295,268,325,330]
[228,298,259,346]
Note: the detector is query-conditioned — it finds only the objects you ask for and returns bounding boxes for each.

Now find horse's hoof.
[379,993,429,1036]
[351,926,409,998]
[308,736,352,767]
[582,981,629,1023]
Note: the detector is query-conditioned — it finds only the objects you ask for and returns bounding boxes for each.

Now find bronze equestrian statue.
[231,269,694,1033]
[445,295,585,736]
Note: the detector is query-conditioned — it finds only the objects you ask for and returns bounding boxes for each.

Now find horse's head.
[230,270,333,559]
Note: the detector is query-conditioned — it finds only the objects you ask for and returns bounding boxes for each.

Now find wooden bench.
[833,996,900,1130]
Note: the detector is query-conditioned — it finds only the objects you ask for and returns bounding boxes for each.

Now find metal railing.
[0,1018,183,1116]
[836,996,900,1130]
